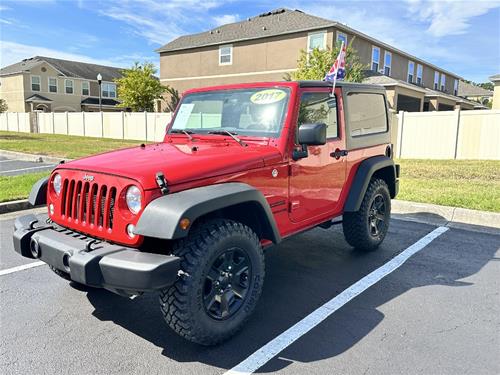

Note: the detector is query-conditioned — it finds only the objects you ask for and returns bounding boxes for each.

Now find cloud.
[0,41,157,70]
[405,0,500,37]
[213,14,239,26]
[93,0,227,45]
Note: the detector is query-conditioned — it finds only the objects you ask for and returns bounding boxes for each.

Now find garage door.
[397,94,421,112]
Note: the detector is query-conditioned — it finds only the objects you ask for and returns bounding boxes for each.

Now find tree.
[163,86,180,112]
[0,98,7,113]
[115,62,166,112]
[286,40,367,82]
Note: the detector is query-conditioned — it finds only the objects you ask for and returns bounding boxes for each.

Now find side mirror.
[298,123,327,145]
[293,123,327,160]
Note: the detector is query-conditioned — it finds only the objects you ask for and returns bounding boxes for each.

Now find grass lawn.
[0,131,144,159]
[0,171,50,203]
[397,159,500,212]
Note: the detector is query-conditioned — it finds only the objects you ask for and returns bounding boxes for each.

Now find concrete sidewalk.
[392,200,500,234]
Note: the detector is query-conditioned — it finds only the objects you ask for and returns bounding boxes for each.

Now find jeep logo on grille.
[83,174,94,182]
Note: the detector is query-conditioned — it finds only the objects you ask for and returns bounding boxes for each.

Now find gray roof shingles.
[457,80,493,97]
[157,8,333,52]
[0,56,123,81]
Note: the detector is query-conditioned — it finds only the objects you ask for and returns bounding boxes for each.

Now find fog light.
[126,224,136,238]
[49,203,54,215]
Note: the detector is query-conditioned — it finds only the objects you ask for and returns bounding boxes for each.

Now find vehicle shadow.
[85,219,499,372]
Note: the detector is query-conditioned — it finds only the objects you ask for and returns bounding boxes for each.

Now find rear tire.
[343,178,391,251]
[160,219,265,345]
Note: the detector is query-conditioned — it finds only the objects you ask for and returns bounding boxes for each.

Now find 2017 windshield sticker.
[250,89,287,105]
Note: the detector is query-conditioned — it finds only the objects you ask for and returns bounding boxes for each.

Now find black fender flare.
[28,177,49,206]
[134,182,281,243]
[344,155,397,212]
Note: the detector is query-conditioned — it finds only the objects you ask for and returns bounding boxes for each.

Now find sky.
[0,0,499,83]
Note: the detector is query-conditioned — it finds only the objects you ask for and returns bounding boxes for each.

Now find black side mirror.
[293,123,327,160]
[298,123,327,145]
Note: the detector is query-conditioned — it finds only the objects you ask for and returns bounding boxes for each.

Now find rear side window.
[347,93,387,137]
[298,92,338,138]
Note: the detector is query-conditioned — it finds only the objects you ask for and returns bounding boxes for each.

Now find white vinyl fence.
[394,109,500,160]
[1,109,499,159]
[0,112,172,142]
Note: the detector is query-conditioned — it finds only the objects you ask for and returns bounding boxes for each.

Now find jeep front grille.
[61,179,117,230]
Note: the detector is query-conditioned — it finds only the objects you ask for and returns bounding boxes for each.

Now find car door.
[288,88,347,223]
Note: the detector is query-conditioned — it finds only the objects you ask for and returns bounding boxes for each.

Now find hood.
[56,139,282,190]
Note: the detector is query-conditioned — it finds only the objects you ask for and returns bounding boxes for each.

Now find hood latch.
[155,172,169,195]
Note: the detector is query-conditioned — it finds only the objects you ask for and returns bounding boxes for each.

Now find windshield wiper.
[170,129,194,141]
[207,130,247,147]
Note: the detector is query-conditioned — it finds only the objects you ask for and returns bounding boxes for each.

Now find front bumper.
[13,214,181,297]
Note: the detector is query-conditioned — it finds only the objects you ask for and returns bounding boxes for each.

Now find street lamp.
[97,73,102,112]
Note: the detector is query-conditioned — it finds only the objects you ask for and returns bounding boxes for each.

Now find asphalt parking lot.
[0,208,499,375]
[0,156,56,176]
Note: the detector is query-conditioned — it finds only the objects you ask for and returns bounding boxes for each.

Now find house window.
[48,77,57,93]
[384,51,392,76]
[407,61,415,83]
[31,75,41,91]
[416,64,423,85]
[82,81,89,96]
[219,44,233,65]
[434,71,440,90]
[65,79,74,94]
[307,31,326,52]
[454,79,458,96]
[102,83,116,98]
[371,46,380,72]
[336,31,347,46]
[440,74,446,91]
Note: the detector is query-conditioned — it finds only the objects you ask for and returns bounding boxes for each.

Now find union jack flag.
[324,41,346,83]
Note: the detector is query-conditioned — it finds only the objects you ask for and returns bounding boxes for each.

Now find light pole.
[97,73,102,112]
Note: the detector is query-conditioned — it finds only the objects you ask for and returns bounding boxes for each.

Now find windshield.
[169,88,290,137]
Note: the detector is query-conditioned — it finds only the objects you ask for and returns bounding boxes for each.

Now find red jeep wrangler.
[14,81,399,345]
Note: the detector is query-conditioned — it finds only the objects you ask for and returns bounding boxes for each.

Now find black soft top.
[298,80,385,92]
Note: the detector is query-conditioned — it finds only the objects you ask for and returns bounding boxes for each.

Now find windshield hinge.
[156,172,169,195]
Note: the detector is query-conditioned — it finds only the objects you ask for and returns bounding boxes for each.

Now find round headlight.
[53,173,62,195]
[126,185,142,214]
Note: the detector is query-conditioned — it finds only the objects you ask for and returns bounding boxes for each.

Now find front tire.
[160,219,265,345]
[343,178,391,251]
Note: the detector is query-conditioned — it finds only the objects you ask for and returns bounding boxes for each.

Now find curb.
[0,150,72,164]
[0,199,36,214]
[392,200,500,234]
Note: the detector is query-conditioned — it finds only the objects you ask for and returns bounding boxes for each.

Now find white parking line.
[0,159,18,163]
[0,164,56,174]
[224,226,449,375]
[0,261,46,276]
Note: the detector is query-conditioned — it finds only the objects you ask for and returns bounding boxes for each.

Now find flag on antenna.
[324,41,346,95]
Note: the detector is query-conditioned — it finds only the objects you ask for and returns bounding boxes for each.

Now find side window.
[347,93,387,137]
[298,92,338,139]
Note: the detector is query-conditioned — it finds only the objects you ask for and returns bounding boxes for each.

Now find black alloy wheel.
[203,247,251,320]
[368,194,386,238]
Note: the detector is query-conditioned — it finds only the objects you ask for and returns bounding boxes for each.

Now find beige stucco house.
[490,74,500,109]
[157,8,471,112]
[0,56,123,112]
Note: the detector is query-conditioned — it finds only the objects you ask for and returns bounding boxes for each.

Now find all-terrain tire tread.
[159,219,264,345]
[343,178,391,251]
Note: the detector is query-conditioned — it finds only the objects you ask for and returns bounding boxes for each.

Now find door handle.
[330,149,348,159]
